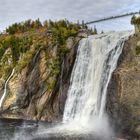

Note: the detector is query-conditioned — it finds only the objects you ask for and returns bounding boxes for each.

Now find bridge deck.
[85,11,139,25]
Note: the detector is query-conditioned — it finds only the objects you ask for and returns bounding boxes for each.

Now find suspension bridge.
[85,11,140,25]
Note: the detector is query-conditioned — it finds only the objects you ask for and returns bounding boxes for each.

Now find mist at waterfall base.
[0,31,133,140]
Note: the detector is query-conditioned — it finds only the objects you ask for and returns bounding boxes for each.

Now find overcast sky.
[0,0,140,31]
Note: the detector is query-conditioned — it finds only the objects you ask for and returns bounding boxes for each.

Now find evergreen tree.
[44,20,49,28]
[93,25,97,34]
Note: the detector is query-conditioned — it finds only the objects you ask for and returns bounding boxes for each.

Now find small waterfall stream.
[0,69,15,108]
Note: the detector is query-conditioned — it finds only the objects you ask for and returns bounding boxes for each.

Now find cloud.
[0,0,140,31]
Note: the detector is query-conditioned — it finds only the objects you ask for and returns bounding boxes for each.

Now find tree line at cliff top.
[5,19,82,35]
[4,18,98,35]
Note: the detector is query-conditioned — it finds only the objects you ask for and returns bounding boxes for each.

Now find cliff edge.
[107,32,140,139]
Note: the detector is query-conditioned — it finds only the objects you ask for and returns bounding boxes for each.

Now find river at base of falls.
[0,118,114,140]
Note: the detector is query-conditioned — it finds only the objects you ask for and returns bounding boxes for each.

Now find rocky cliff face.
[0,19,90,122]
[107,34,140,139]
[0,34,82,122]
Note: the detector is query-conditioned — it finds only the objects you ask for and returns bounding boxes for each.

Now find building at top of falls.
[131,14,140,34]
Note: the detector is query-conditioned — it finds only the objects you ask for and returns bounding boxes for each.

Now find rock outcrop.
[0,19,90,122]
[107,33,140,140]
[131,15,140,35]
[0,35,81,122]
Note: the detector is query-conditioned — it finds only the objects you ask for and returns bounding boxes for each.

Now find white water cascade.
[0,69,15,108]
[33,31,133,140]
[62,31,132,131]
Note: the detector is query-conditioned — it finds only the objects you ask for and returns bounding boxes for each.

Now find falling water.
[63,31,132,128]
[0,69,15,108]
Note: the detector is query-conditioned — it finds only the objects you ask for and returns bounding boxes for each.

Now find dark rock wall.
[107,34,140,139]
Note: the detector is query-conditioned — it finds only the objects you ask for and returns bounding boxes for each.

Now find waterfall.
[33,31,133,139]
[0,69,15,108]
[63,31,132,126]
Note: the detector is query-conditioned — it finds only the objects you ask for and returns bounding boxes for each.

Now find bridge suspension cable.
[85,11,140,25]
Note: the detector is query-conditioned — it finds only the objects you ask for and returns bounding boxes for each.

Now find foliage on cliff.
[6,18,42,34]
[0,19,82,80]
[0,19,86,121]
[136,43,140,55]
[131,15,140,25]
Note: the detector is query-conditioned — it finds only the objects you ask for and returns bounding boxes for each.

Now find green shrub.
[47,80,56,92]
[58,46,70,57]
[16,48,36,72]
[131,15,140,25]
[136,45,140,55]
[3,65,13,80]
[51,58,60,75]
